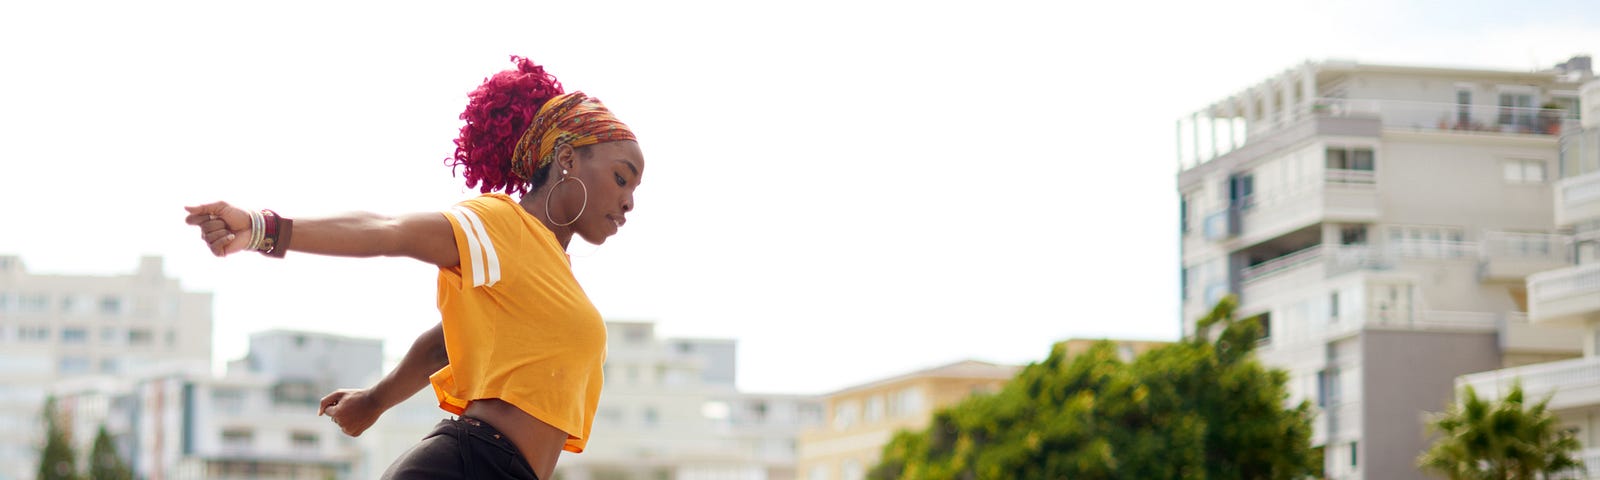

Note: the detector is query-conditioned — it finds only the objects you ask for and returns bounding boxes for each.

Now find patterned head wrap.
[510,91,636,182]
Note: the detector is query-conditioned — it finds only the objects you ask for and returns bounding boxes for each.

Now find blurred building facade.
[552,321,825,480]
[1176,58,1594,478]
[1457,75,1600,477]
[0,255,213,480]
[795,360,1019,480]
[52,329,382,480]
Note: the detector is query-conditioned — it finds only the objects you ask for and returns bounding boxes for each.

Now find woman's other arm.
[317,322,449,436]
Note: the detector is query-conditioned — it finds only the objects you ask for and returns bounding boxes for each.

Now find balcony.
[1179,98,1569,172]
[1206,176,1380,246]
[1479,231,1574,281]
[1528,263,1600,327]
[1314,98,1569,136]
[1557,171,1600,227]
[1500,313,1586,355]
[1457,356,1600,411]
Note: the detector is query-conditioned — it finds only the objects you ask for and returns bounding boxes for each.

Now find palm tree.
[1418,383,1584,479]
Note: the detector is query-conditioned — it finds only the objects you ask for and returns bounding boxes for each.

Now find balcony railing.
[1324,169,1376,186]
[1179,98,1571,171]
[1559,170,1600,226]
[1241,246,1325,283]
[1480,231,1573,262]
[1529,262,1600,302]
[1456,356,1600,408]
[1313,98,1570,135]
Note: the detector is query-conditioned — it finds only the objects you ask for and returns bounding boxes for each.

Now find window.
[221,429,253,448]
[1255,313,1272,343]
[98,358,118,374]
[1326,147,1376,186]
[1316,369,1341,407]
[1330,292,1340,321]
[290,432,318,450]
[833,401,860,430]
[1499,92,1535,129]
[1316,370,1329,407]
[1456,89,1472,127]
[99,296,122,315]
[128,329,153,346]
[864,395,884,423]
[842,459,864,480]
[19,295,48,314]
[60,328,87,344]
[1326,147,1375,171]
[19,326,49,342]
[100,327,119,344]
[1180,194,1190,234]
[889,387,924,418]
[58,356,90,374]
[166,329,178,348]
[1504,159,1547,184]
[212,389,245,414]
[1229,173,1255,209]
[1339,225,1368,245]
[1349,441,1359,467]
[642,407,659,427]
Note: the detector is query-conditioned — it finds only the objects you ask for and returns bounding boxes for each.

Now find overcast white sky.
[3,0,1599,394]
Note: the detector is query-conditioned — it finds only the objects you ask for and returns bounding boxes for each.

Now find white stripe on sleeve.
[448,208,486,287]
[456,207,501,287]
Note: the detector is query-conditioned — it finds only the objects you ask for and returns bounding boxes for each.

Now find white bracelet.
[247,210,265,251]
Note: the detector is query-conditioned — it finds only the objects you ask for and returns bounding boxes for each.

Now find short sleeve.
[440,194,520,290]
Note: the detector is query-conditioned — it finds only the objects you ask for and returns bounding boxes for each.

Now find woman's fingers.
[207,231,236,256]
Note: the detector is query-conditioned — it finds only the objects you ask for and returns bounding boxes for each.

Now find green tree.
[87,425,131,480]
[869,296,1318,480]
[1418,383,1584,479]
[36,396,79,480]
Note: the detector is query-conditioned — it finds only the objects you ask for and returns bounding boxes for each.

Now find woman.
[183,56,643,480]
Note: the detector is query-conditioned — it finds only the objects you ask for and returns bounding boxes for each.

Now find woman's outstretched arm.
[317,322,449,436]
[183,201,459,267]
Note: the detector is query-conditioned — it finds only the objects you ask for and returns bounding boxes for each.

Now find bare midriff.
[464,399,567,480]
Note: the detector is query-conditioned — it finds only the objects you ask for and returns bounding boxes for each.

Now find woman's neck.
[518,192,573,250]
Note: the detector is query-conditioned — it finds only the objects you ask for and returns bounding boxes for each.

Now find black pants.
[381,417,539,480]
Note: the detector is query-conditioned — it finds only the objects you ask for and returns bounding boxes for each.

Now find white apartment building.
[0,255,212,480]
[1176,57,1593,479]
[1458,77,1600,478]
[552,321,824,480]
[52,329,382,480]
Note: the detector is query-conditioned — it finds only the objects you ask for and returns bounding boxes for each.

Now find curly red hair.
[449,56,565,195]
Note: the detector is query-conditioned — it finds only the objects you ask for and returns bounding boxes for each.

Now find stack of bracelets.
[244,209,293,258]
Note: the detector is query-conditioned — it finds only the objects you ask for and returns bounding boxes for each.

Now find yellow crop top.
[428,193,607,453]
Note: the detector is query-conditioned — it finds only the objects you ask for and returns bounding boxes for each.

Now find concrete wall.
[1360,330,1501,480]
[1377,137,1556,232]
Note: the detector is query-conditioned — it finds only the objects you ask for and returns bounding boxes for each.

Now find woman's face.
[563,140,645,245]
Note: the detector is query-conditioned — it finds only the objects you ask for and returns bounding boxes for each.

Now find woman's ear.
[555,144,578,173]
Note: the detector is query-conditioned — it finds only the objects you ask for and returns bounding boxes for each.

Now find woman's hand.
[319,388,385,437]
[184,201,253,256]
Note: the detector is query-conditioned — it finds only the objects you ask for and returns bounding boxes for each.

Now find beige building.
[795,360,1018,480]
[1177,57,1593,479]
[1458,75,1600,478]
[1054,338,1169,362]
[0,255,212,480]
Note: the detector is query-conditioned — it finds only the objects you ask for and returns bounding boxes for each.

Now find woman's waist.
[464,400,568,480]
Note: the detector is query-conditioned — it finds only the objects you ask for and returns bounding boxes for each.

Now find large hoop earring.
[545,173,588,227]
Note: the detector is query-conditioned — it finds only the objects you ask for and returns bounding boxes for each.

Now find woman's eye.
[615,173,627,187]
